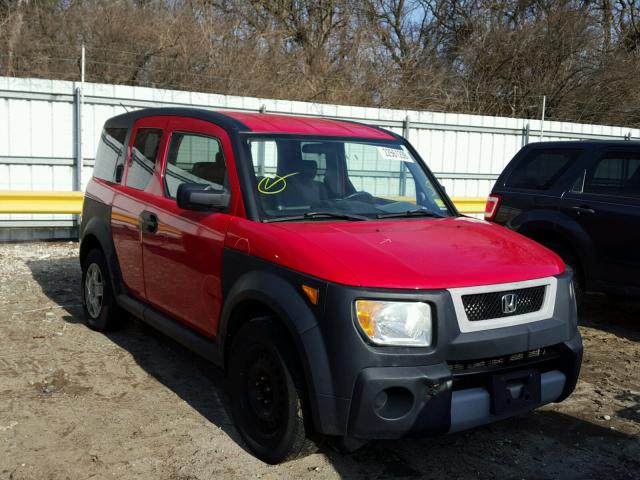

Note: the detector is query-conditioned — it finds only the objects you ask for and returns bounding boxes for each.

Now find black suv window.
[165,132,228,198]
[93,127,127,183]
[126,128,162,191]
[584,152,640,198]
[507,149,579,190]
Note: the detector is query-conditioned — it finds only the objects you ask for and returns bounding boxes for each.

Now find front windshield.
[245,136,452,221]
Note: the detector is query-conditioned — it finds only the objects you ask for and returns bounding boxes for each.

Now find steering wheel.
[343,191,374,202]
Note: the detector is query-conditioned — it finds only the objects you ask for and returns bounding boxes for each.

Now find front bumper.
[307,270,582,439]
[346,333,582,439]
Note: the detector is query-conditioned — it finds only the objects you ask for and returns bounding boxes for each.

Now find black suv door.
[560,148,640,292]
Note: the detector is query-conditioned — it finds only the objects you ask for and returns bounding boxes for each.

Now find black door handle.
[139,211,158,234]
[571,206,595,216]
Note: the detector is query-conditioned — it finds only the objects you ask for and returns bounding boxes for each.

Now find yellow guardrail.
[0,191,85,214]
[0,191,486,215]
[385,195,486,214]
[452,197,486,214]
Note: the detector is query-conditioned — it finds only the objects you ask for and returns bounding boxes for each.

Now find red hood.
[227,216,565,289]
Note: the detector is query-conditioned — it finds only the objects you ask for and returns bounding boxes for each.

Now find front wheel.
[228,318,318,464]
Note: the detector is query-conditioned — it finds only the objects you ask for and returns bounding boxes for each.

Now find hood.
[229,216,565,290]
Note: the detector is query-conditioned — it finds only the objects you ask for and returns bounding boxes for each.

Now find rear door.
[561,148,640,289]
[111,117,168,300]
[140,117,241,337]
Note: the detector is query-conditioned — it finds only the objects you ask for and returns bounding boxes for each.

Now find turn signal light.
[301,284,319,305]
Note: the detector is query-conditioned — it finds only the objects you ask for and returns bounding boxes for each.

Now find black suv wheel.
[81,249,123,331]
[228,318,318,464]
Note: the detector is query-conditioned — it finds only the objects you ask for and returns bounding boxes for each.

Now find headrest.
[297,160,317,181]
[302,143,330,155]
[193,161,225,185]
[143,134,159,159]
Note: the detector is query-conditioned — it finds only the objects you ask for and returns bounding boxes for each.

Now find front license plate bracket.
[490,369,541,415]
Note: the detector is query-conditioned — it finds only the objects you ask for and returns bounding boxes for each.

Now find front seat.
[192,152,227,188]
[280,160,328,208]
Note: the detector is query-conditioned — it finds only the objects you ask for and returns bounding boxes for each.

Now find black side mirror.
[177,183,229,211]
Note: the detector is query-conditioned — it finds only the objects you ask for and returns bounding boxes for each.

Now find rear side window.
[584,152,640,198]
[126,128,162,191]
[506,149,579,190]
[164,132,227,198]
[92,127,127,182]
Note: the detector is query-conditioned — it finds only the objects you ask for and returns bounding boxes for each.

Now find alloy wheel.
[85,263,104,319]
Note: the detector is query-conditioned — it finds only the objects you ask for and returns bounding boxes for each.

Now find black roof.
[104,107,248,132]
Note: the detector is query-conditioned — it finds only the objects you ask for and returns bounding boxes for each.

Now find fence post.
[400,115,410,196]
[74,86,83,192]
[73,84,83,236]
[539,95,546,141]
[522,122,530,147]
[257,140,265,176]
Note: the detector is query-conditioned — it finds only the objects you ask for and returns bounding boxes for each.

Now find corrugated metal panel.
[1,76,640,239]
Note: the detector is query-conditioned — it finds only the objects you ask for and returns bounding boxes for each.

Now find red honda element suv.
[80,108,582,463]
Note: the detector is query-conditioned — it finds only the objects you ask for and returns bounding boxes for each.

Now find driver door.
[140,117,241,337]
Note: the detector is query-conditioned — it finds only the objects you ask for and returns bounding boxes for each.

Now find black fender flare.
[512,209,595,283]
[80,213,125,297]
[551,217,597,285]
[218,270,342,433]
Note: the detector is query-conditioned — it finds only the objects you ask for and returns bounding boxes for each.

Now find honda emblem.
[501,293,517,314]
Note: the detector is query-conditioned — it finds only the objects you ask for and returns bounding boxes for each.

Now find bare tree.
[2,0,640,126]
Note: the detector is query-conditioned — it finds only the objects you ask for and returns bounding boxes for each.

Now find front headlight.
[355,300,432,347]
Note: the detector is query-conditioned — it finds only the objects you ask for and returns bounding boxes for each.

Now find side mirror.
[177,183,229,211]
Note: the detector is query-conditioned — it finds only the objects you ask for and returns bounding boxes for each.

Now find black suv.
[486,141,640,301]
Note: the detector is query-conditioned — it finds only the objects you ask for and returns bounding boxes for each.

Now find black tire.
[81,248,124,331]
[543,242,584,307]
[228,317,318,464]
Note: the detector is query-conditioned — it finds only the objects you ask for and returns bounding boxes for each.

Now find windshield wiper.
[264,211,370,223]
[376,209,444,219]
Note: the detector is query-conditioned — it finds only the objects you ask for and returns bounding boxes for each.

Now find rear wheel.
[228,318,318,464]
[81,248,123,331]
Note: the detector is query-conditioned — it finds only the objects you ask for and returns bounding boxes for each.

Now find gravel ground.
[0,241,638,480]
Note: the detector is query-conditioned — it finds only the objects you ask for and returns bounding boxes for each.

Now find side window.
[165,132,228,198]
[126,128,162,191]
[584,153,640,198]
[93,127,128,182]
[506,149,579,190]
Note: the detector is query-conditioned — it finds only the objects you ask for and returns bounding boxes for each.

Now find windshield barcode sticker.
[377,146,412,162]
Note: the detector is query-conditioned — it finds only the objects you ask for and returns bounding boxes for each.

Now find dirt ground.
[0,242,638,480]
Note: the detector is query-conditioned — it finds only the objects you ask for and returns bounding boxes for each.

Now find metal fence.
[1,76,639,240]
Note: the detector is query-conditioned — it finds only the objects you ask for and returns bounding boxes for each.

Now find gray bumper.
[449,370,566,433]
